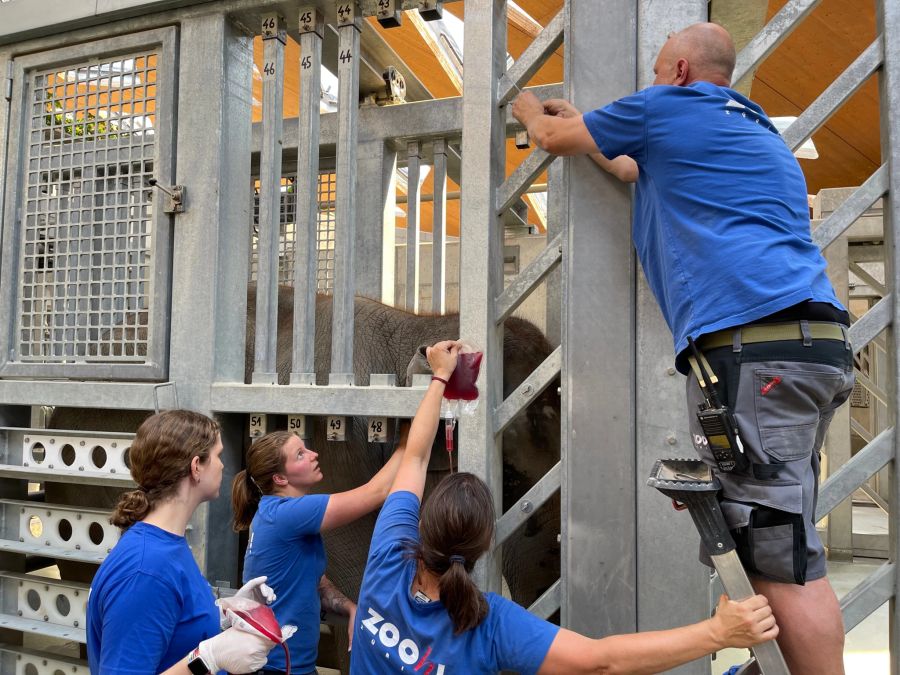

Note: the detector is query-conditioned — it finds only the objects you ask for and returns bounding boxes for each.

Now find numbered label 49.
[326,416,346,441]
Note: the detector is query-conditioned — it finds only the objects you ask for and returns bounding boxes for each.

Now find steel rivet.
[76,514,81,520]
[79,466,84,471]
[667,367,676,376]
[522,384,533,396]
[18,537,23,543]
[49,439,55,444]
[48,464,54,469]
[666,435,677,445]
[520,500,533,513]
[24,437,30,443]
[75,544,81,550]
[111,468,116,474]
[80,441,85,446]
[111,442,117,448]
[43,615,48,621]
[74,619,79,627]
[16,610,21,616]
[717,542,723,548]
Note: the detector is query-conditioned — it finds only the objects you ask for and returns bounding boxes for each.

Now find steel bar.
[292,8,325,385]
[854,367,890,407]
[495,233,563,323]
[817,426,893,520]
[840,561,894,632]
[851,417,875,444]
[494,345,562,436]
[458,0,507,595]
[497,148,555,215]
[849,293,892,352]
[252,13,286,384]
[527,578,561,620]
[211,382,430,416]
[877,2,900,667]
[431,139,448,314]
[850,261,887,297]
[405,140,422,312]
[783,37,882,153]
[330,3,362,385]
[497,9,565,106]
[732,0,822,89]
[814,164,889,251]
[860,482,890,514]
[495,462,560,546]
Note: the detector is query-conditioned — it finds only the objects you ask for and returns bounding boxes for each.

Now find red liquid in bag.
[444,351,483,401]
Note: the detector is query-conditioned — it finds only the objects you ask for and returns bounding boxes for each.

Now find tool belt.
[698,320,848,352]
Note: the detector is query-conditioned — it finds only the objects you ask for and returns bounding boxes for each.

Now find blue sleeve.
[275,493,329,538]
[489,595,560,675]
[97,572,183,674]
[582,89,648,163]
[369,491,420,555]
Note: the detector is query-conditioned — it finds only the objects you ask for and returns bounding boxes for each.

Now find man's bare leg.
[752,576,845,675]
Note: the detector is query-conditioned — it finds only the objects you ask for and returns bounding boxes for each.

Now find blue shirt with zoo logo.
[583,81,843,360]
[87,521,221,674]
[243,493,330,674]
[350,491,558,674]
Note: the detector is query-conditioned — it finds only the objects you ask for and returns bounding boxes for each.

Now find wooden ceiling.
[250,0,879,234]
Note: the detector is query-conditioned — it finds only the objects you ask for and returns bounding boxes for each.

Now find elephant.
[47,285,561,667]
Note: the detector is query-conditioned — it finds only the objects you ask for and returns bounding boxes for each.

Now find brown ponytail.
[231,431,293,531]
[110,410,219,530]
[417,472,495,634]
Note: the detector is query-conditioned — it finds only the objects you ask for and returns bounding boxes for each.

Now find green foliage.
[43,90,122,139]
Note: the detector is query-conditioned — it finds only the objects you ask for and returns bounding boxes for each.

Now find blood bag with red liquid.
[440,343,483,472]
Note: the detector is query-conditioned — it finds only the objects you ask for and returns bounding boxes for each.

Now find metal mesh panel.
[18,54,157,362]
[249,171,336,293]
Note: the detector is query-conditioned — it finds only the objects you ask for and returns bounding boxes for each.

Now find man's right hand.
[542,98,581,119]
[710,593,779,649]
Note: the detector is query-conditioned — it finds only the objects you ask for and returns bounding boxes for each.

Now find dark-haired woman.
[231,421,407,674]
[87,409,277,675]
[351,340,779,674]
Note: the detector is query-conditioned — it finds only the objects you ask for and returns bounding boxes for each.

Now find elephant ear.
[405,344,433,386]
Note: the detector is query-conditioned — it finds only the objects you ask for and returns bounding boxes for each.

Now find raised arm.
[537,594,778,675]
[389,340,460,500]
[320,425,408,532]
[512,93,638,183]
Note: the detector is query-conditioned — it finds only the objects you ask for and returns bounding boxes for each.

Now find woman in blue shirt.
[351,340,780,674]
[87,409,277,675]
[231,422,407,674]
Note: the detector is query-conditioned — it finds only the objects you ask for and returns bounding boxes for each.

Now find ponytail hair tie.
[449,555,466,566]
[247,473,263,493]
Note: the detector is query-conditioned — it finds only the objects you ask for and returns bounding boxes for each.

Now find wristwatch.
[186,647,212,675]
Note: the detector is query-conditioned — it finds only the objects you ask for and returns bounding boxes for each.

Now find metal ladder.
[647,459,791,675]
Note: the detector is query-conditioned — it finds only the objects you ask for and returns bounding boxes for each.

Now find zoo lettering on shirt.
[361,606,446,674]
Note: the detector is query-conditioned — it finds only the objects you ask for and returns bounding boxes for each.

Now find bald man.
[513,23,851,675]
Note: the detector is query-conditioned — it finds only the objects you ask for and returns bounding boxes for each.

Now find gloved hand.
[218,576,275,629]
[196,626,275,673]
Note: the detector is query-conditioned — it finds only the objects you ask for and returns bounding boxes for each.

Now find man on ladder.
[513,22,853,675]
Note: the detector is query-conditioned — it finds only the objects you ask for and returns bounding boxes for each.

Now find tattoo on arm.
[319,576,352,616]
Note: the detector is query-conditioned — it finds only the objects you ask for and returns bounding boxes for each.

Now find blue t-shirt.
[583,81,844,356]
[87,521,220,674]
[242,493,330,674]
[350,491,558,674]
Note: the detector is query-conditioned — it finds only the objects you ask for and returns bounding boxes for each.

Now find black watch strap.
[186,647,212,675]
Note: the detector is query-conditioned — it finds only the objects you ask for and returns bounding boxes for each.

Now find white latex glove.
[235,576,276,605]
[196,626,274,674]
[219,576,276,629]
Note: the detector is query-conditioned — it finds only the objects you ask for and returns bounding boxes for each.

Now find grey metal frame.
[0,0,897,671]
[0,27,176,380]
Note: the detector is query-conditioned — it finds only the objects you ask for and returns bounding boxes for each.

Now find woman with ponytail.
[351,341,780,674]
[87,409,277,675]
[231,417,408,674]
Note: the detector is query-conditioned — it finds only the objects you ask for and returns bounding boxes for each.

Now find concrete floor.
[712,504,891,674]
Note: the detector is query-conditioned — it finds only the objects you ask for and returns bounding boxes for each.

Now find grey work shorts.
[686,330,854,585]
